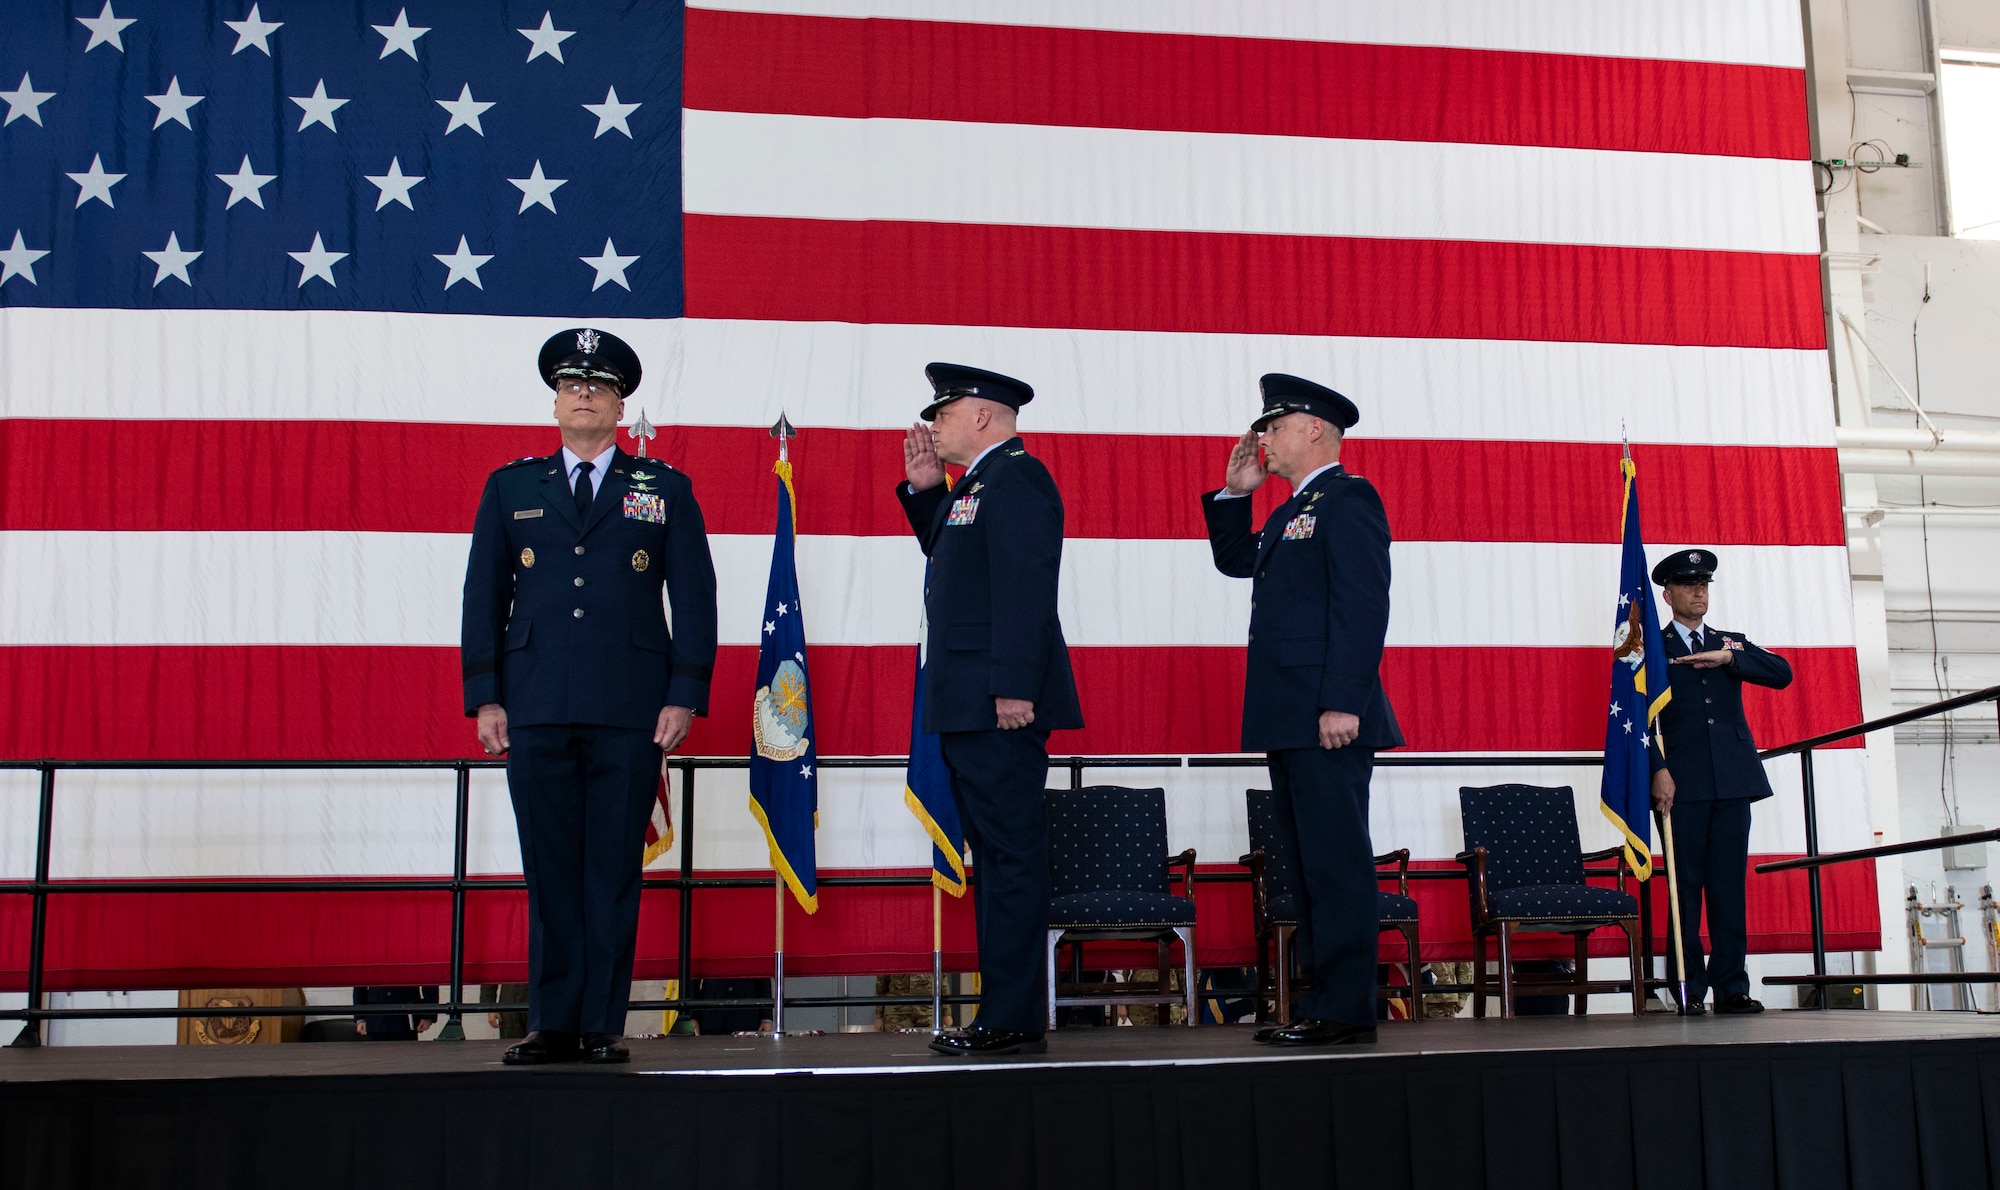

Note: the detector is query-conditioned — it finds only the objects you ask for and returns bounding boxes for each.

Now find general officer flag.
[903,573,967,897]
[749,459,817,912]
[1602,454,1671,879]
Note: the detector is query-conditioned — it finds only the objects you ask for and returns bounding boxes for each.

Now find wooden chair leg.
[1178,926,1197,1027]
[1274,926,1293,1024]
[1156,939,1172,1027]
[1045,929,1062,1031]
[1624,919,1645,1017]
[1399,924,1421,1022]
[1471,931,1487,1019]
[1497,922,1516,1019]
[1573,930,1590,1016]
[1253,931,1273,1024]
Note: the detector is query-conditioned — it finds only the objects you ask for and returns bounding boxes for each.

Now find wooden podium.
[176,988,305,1045]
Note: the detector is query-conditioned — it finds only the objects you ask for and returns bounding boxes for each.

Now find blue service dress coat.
[895,437,1084,734]
[461,448,718,723]
[1649,626,1793,801]
[1201,466,1404,752]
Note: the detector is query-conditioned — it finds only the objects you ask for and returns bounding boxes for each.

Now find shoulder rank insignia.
[501,455,542,471]
[1282,512,1316,541]
[1007,449,1025,456]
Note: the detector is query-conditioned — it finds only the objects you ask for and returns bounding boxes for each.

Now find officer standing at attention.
[1649,550,1792,1015]
[462,328,718,1064]
[898,363,1084,1057]
[1203,374,1403,1047]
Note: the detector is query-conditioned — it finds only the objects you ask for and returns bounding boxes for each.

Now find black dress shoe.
[1268,1019,1377,1047]
[582,1032,630,1063]
[1674,997,1707,1016]
[1251,1025,1282,1044]
[927,1026,1047,1056]
[503,1031,580,1065]
[1713,993,1764,1015]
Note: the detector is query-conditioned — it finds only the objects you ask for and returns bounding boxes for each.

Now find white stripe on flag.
[0,309,1834,448]
[683,111,1819,254]
[0,531,1856,649]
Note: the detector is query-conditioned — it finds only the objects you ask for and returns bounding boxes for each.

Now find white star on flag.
[775,602,789,616]
[0,231,49,287]
[225,5,283,55]
[434,237,494,289]
[1609,702,1621,718]
[145,77,202,130]
[3,74,56,127]
[288,233,346,288]
[66,154,126,209]
[800,764,813,779]
[507,161,567,213]
[580,238,638,291]
[77,2,136,53]
[764,621,776,635]
[216,156,276,209]
[372,8,430,60]
[142,232,201,288]
[1640,732,1650,748]
[364,158,424,211]
[290,80,348,133]
[520,13,576,63]
[437,84,495,136]
[1618,593,1630,608]
[583,85,640,138]
[1623,720,1633,734]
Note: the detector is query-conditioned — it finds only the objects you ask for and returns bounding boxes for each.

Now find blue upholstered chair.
[1240,788,1422,1023]
[1456,784,1645,1018]
[1045,786,1197,1029]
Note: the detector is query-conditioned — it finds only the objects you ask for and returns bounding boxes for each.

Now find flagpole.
[772,875,786,1036]
[931,883,945,1033]
[1657,797,1691,1012]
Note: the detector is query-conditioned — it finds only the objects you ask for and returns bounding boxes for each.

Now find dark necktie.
[573,460,595,519]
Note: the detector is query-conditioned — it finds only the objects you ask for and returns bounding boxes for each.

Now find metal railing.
[1754,684,2000,1004]
[0,751,1623,1044]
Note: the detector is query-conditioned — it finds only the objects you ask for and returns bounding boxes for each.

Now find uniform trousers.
[1663,797,1754,1002]
[939,727,1052,1033]
[1268,744,1378,1028]
[506,723,662,1035]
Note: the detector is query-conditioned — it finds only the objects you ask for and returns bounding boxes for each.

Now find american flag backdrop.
[1,1,1879,989]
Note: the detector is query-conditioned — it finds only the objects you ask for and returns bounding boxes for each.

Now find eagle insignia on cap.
[576,328,601,353]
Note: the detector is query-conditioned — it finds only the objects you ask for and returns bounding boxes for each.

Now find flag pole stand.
[772,876,786,1037]
[931,883,945,1033]
[1657,808,1691,1011]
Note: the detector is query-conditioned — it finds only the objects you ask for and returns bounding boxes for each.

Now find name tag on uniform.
[947,495,980,526]
[513,508,544,520]
[623,492,666,523]
[1282,513,1316,540]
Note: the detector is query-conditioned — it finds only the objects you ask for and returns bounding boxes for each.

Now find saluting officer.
[897,363,1084,1057]
[1649,550,1792,1016]
[462,328,718,1065]
[1204,374,1403,1047]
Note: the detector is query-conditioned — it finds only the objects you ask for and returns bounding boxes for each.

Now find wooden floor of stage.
[7,1010,2000,1084]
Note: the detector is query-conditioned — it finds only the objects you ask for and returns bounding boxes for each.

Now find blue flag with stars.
[903,565,967,897]
[749,460,817,913]
[0,2,679,313]
[1602,454,1670,879]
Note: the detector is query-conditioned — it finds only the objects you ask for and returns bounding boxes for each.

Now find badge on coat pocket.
[947,495,980,526]
[623,492,666,523]
[1282,513,1316,540]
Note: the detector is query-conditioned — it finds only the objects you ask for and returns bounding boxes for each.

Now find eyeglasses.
[557,379,618,397]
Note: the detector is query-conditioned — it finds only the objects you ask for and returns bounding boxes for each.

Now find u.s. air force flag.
[903,567,967,897]
[1602,454,1671,879]
[749,460,818,912]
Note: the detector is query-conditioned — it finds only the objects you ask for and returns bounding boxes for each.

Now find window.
[1941,50,2000,238]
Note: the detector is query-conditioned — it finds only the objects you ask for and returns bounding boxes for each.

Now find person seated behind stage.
[1647,550,1792,1016]
[353,986,438,1040]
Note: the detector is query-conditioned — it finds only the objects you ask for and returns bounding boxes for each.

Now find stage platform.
[6,1013,2000,1188]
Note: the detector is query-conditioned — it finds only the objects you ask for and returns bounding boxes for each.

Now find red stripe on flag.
[684,215,1828,350]
[0,644,1862,760]
[684,9,1810,160]
[0,420,1842,546]
[0,858,1877,991]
